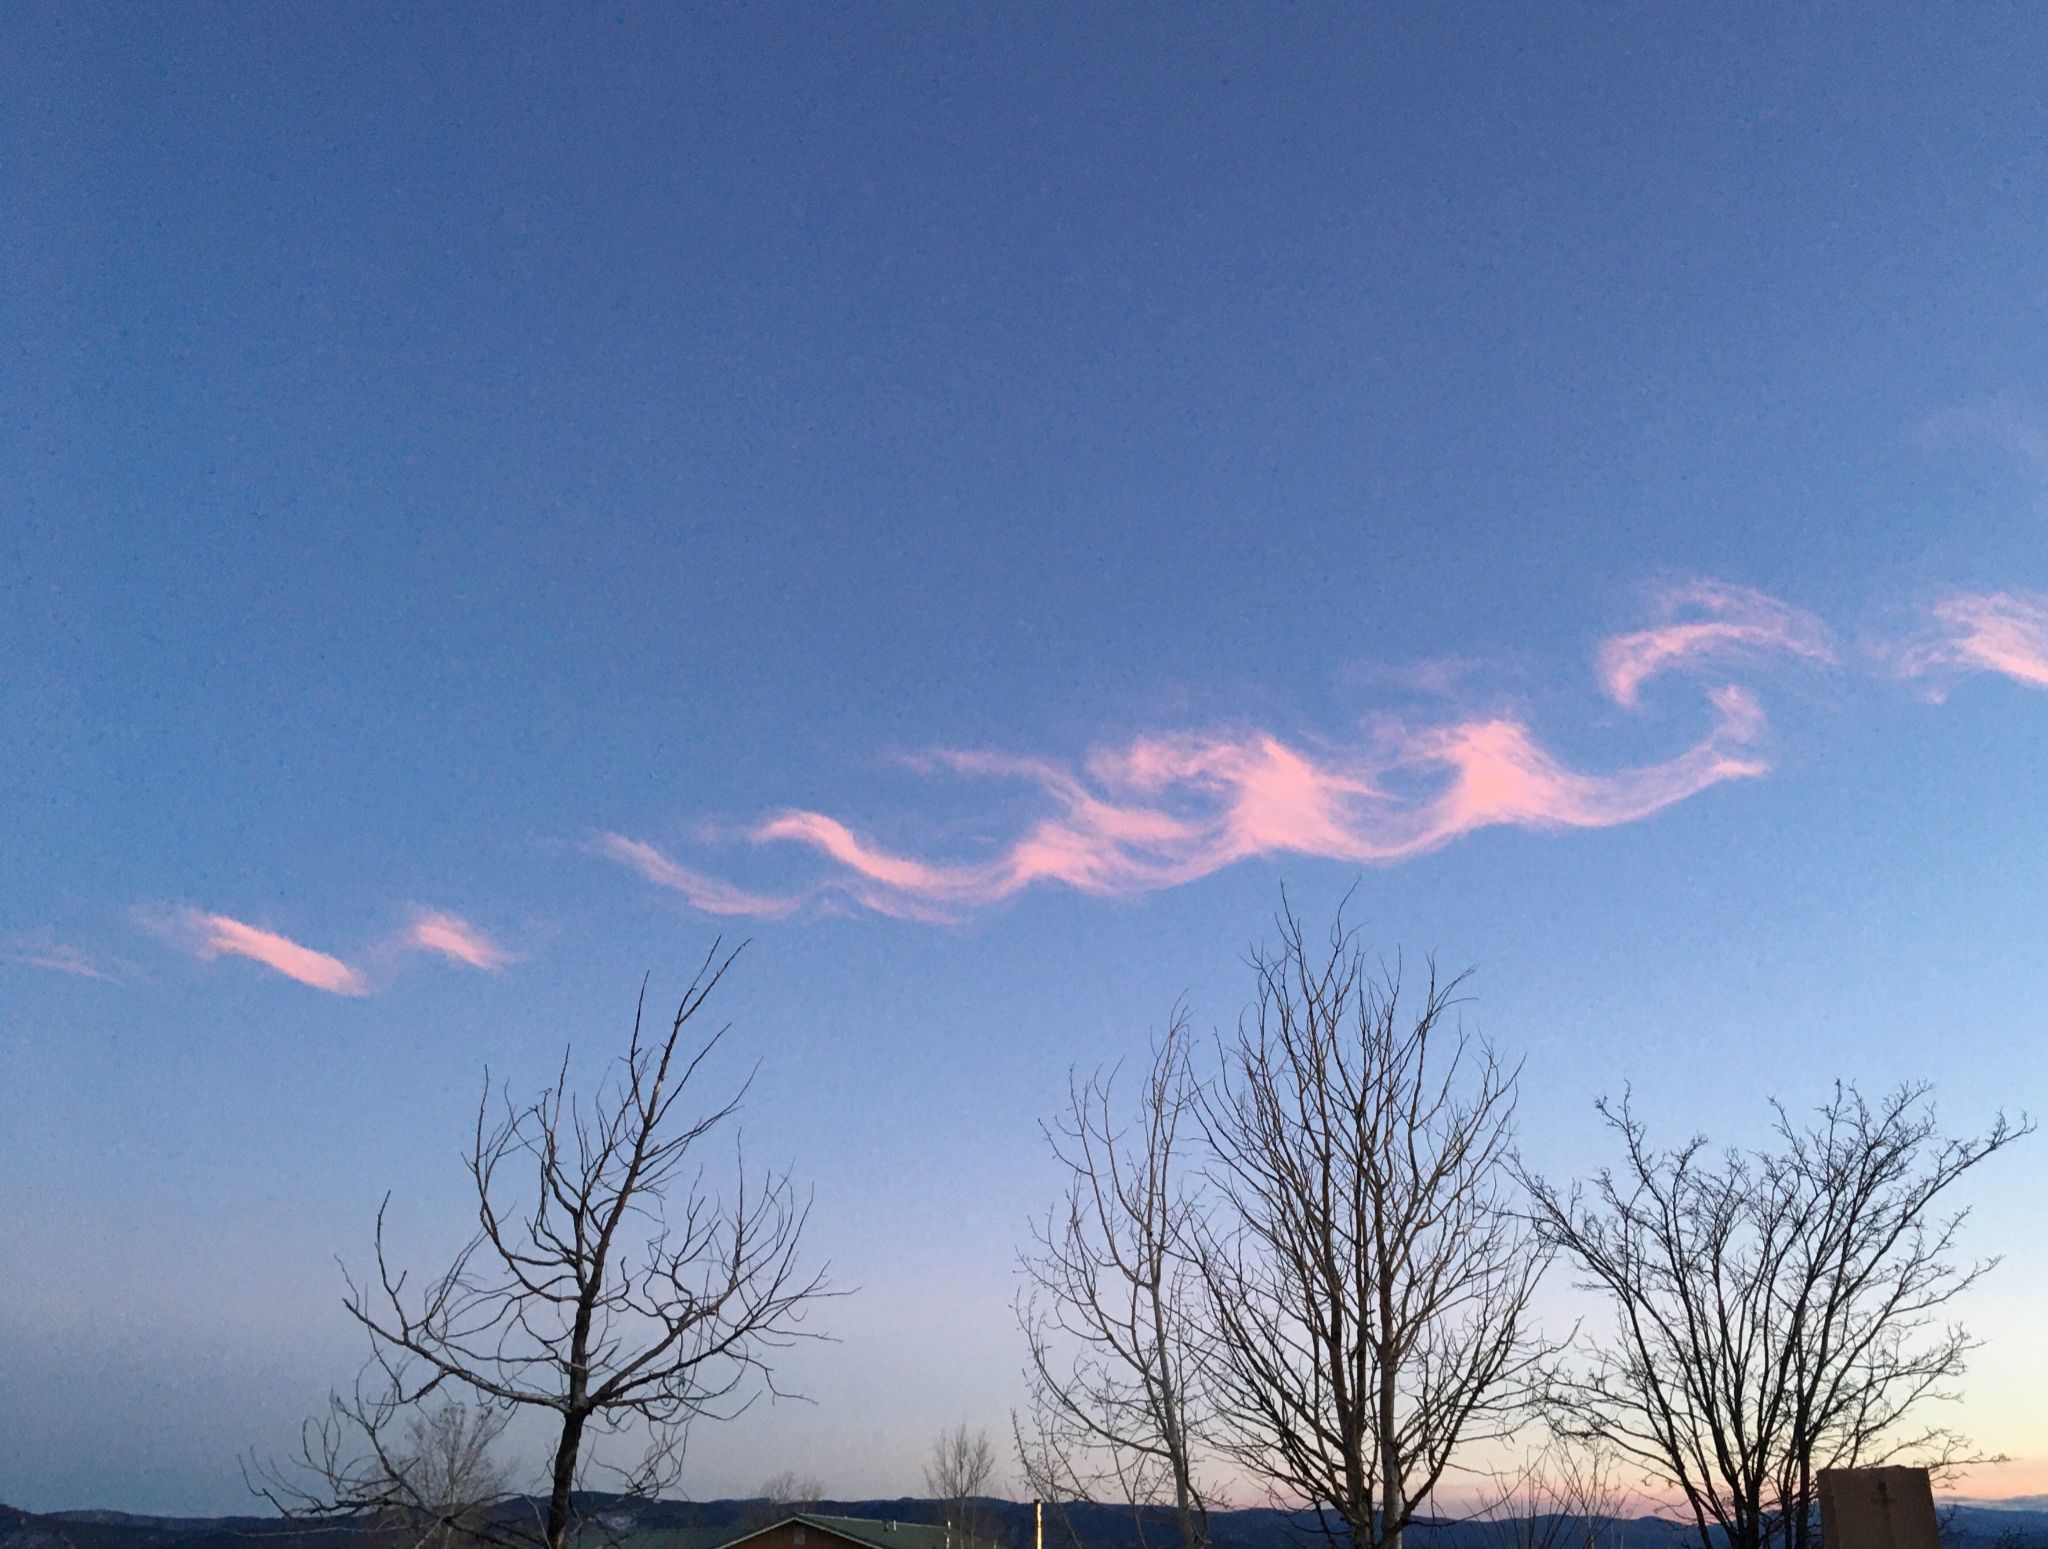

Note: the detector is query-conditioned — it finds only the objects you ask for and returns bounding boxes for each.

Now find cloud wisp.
[405,909,517,970]
[60,578,2048,967]
[738,690,1768,921]
[1596,581,1836,708]
[182,911,371,997]
[594,834,813,919]
[155,906,514,995]
[5,940,124,983]
[1897,591,2048,694]
[603,582,1835,923]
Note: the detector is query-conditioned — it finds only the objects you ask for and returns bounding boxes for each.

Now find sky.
[4,0,2048,1518]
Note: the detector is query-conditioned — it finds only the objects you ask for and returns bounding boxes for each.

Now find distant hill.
[4,1497,2045,1549]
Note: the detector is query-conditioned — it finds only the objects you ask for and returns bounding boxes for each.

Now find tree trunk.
[1150,1278,1200,1549]
[544,1411,587,1549]
[1173,1466,1198,1549]
[1378,1437,1404,1549]
[1377,1273,1402,1549]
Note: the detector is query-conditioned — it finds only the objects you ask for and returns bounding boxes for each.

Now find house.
[712,1514,998,1549]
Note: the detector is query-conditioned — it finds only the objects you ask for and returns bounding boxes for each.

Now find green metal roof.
[773,1515,994,1549]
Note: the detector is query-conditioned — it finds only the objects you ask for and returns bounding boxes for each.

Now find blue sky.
[5,0,2047,1515]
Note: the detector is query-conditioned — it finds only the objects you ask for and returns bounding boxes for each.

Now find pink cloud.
[594,582,1830,923]
[1596,581,1835,707]
[184,911,368,996]
[1897,591,2048,692]
[611,684,1769,923]
[595,833,810,919]
[404,910,514,971]
[5,941,119,983]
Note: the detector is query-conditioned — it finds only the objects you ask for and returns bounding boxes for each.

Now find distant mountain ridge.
[4,1497,2045,1549]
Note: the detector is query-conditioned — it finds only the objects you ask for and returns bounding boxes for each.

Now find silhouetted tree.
[397,1402,513,1549]
[743,1469,825,1530]
[927,1422,1000,1546]
[252,1396,512,1549]
[256,944,833,1549]
[1190,902,1553,1549]
[1522,1084,2029,1549]
[1016,1008,1210,1549]
[1476,1439,1632,1549]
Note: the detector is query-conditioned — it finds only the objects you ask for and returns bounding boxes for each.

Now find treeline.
[11,1498,2048,1549]
[243,904,2031,1549]
[1014,901,2030,1549]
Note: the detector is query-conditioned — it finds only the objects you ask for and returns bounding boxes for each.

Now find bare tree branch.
[1472,1438,1635,1549]
[1520,1083,2030,1549]
[928,1423,1002,1547]
[253,943,836,1549]
[741,1468,825,1531]
[1016,1006,1212,1549]
[1190,896,1556,1549]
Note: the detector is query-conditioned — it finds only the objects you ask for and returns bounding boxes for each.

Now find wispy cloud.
[601,579,1788,925]
[720,690,1768,920]
[1897,590,2048,693]
[404,909,515,971]
[595,833,810,919]
[4,940,122,983]
[149,903,517,996]
[1596,581,1835,708]
[181,911,369,996]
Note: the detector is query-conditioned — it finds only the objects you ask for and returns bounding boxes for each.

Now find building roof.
[802,1518,985,1549]
[717,1514,997,1549]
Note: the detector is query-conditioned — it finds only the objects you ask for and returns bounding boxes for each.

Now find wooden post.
[1818,1467,1941,1549]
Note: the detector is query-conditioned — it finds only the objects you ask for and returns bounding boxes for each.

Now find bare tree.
[927,1423,1000,1545]
[742,1469,825,1530]
[252,1394,513,1549]
[1521,1084,2029,1549]
[384,1402,516,1549]
[1475,1439,1632,1549]
[1191,902,1552,1549]
[1014,1402,1092,1548]
[256,944,833,1549]
[1016,1008,1210,1549]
